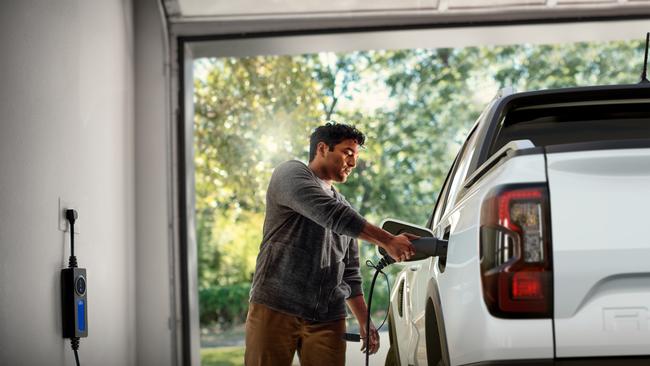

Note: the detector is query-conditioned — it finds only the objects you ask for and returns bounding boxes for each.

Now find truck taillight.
[480,184,552,318]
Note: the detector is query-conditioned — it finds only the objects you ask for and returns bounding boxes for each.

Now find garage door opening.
[175,23,647,365]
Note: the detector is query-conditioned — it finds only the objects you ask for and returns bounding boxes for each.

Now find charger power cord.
[65,209,81,366]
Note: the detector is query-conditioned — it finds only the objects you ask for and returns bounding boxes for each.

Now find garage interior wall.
[0,0,172,365]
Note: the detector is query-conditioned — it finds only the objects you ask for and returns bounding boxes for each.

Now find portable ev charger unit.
[61,209,86,366]
[61,267,87,338]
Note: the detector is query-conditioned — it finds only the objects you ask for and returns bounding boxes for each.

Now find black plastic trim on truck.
[426,153,460,230]
[475,83,650,172]
[545,138,650,154]
[462,355,650,365]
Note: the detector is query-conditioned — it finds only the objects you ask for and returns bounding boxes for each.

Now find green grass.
[201,346,245,366]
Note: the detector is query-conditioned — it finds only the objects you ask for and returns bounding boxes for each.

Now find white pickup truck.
[383,83,650,366]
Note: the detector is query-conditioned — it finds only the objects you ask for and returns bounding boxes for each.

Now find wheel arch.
[385,307,401,366]
[426,279,450,366]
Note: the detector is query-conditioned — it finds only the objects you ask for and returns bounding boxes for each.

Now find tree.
[193,38,646,329]
[194,55,324,289]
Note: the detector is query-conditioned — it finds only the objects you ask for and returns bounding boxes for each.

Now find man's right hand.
[381,233,418,262]
[359,223,418,262]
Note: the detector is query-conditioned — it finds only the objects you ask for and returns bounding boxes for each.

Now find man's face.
[321,139,360,183]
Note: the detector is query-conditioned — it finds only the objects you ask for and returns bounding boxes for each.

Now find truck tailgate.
[546,148,650,357]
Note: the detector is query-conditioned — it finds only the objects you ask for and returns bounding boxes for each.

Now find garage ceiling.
[165,0,650,21]
[162,0,650,36]
[156,0,650,64]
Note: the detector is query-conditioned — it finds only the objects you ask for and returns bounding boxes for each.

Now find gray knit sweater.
[249,160,367,321]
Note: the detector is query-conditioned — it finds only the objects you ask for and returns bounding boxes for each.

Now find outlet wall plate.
[58,197,82,234]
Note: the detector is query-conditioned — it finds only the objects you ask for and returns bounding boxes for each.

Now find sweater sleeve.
[342,237,364,299]
[270,161,367,237]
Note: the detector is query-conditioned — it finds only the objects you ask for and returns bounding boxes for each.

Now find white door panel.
[405,262,422,364]
[382,219,437,365]
[391,271,411,365]
[410,258,435,365]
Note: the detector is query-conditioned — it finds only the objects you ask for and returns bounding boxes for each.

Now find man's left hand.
[360,322,380,355]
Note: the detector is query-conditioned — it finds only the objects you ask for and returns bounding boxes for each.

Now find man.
[245,122,416,366]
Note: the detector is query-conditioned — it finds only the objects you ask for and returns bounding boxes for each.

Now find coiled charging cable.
[343,256,393,366]
[364,257,392,366]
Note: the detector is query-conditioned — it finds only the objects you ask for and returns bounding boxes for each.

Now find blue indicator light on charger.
[77,300,85,331]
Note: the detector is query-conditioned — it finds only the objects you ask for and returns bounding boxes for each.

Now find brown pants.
[244,303,347,366]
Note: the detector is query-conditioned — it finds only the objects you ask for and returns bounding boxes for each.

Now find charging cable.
[345,237,448,366]
[364,257,392,366]
[343,256,393,366]
[65,209,81,366]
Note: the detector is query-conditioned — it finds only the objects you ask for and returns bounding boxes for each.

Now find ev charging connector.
[378,237,448,265]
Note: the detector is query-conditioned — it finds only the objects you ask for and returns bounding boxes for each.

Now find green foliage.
[194,39,646,332]
[198,210,263,288]
[479,41,644,90]
[194,56,326,287]
[200,283,251,329]
[337,47,485,225]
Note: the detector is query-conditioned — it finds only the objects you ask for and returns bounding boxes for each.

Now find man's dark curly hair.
[309,122,366,162]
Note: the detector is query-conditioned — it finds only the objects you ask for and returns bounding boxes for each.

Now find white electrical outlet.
[58,197,81,234]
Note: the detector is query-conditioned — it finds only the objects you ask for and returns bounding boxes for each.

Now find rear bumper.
[464,356,650,365]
